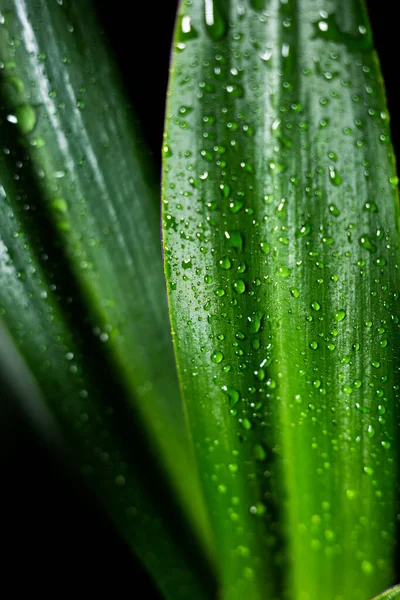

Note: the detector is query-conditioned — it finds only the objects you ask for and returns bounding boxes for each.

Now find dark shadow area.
[366,0,399,159]
[94,0,179,169]
[0,390,161,597]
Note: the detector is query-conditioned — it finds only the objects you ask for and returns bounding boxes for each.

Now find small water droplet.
[359,235,377,253]
[219,256,232,270]
[346,489,357,500]
[334,310,346,322]
[361,560,374,575]
[225,230,244,252]
[233,279,246,294]
[253,444,267,461]
[278,265,291,277]
[222,386,240,407]
[115,475,126,487]
[247,312,263,334]
[329,203,341,217]
[12,104,37,134]
[329,166,342,186]
[204,0,228,40]
[211,351,224,364]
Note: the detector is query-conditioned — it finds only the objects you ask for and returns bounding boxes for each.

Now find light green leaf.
[163,1,400,599]
[0,0,213,564]
[371,586,400,600]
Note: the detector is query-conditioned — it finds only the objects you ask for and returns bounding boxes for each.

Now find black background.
[0,1,397,596]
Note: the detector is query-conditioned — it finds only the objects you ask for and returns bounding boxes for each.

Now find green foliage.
[1,1,399,599]
[0,1,214,598]
[372,586,400,600]
[163,1,400,598]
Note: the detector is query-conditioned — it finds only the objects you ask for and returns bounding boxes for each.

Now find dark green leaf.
[0,0,213,560]
[0,149,214,599]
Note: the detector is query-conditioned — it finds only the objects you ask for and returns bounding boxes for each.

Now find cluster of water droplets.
[163,0,400,596]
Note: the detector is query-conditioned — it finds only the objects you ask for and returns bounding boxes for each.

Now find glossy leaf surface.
[372,586,400,600]
[163,1,400,598]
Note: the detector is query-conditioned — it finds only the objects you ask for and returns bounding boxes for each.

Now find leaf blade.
[0,146,215,599]
[371,586,400,600]
[163,1,400,598]
[0,0,213,561]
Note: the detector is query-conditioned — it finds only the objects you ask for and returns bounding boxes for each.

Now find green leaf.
[163,1,400,599]
[371,586,400,600]
[0,0,213,564]
[0,146,215,599]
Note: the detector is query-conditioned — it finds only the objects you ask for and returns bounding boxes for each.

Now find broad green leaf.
[0,0,213,562]
[163,1,400,599]
[0,150,215,599]
[371,586,400,600]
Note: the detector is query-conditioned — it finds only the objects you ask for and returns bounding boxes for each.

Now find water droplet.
[290,288,300,299]
[243,567,254,581]
[51,197,68,213]
[182,258,192,269]
[253,443,267,461]
[361,560,374,575]
[363,201,378,213]
[329,203,341,217]
[236,545,250,557]
[162,144,172,157]
[229,198,245,214]
[222,386,240,407]
[260,241,270,255]
[204,0,228,40]
[334,310,346,322]
[278,265,291,277]
[233,279,246,294]
[329,166,342,186]
[247,312,263,334]
[178,14,199,40]
[310,341,318,350]
[359,235,377,253]
[346,489,357,500]
[219,256,231,270]
[13,104,37,134]
[211,351,224,364]
[311,301,321,311]
[115,475,126,487]
[241,418,253,431]
[225,230,244,252]
[250,502,266,516]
